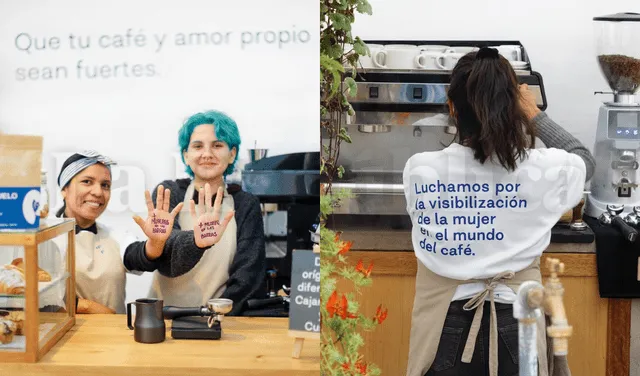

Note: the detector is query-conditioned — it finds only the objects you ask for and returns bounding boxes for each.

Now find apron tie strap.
[460,271,515,376]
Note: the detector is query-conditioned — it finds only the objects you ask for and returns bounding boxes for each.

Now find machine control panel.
[608,110,640,140]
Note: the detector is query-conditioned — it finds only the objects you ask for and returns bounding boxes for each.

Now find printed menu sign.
[288,249,320,334]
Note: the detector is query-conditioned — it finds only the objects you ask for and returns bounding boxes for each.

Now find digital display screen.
[618,112,638,128]
[609,111,640,139]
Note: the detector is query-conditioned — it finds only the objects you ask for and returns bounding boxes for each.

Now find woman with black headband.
[403,48,595,376]
[55,150,183,314]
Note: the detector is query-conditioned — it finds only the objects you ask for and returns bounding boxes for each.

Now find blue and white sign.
[0,187,41,230]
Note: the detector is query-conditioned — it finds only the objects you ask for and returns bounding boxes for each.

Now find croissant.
[0,265,25,295]
[0,320,16,344]
[7,311,24,335]
[11,258,52,282]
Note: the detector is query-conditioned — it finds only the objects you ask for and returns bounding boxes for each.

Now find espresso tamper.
[569,198,588,231]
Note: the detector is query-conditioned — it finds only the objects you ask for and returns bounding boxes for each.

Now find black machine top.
[242,152,320,201]
[363,39,524,47]
[594,12,640,22]
[243,152,319,171]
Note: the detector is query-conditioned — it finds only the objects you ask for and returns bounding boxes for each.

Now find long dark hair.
[447,47,535,171]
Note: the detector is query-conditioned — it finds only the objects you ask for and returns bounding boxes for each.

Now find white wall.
[0,0,318,303]
[353,2,640,375]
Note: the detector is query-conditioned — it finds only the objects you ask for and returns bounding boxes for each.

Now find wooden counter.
[1,315,320,376]
[337,248,630,376]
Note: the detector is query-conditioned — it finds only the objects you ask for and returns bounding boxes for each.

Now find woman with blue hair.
[124,110,266,315]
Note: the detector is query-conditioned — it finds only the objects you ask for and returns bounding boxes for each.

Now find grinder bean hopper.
[162,298,233,340]
[586,13,640,218]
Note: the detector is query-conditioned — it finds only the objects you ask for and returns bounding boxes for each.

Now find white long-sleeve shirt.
[403,143,586,303]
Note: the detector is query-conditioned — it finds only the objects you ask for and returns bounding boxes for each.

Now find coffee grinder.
[586,13,640,218]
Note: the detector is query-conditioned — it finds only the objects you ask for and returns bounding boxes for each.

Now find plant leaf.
[339,127,352,144]
[356,0,373,15]
[321,54,345,98]
[329,13,352,31]
[353,37,369,56]
[344,77,357,97]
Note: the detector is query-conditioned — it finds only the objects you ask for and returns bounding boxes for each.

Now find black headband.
[57,150,116,188]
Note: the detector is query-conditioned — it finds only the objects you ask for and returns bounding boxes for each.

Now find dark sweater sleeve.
[533,112,596,181]
[123,241,161,272]
[221,193,266,316]
[123,232,207,273]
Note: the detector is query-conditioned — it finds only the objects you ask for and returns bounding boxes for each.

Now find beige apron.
[406,257,569,376]
[74,224,127,314]
[148,182,237,307]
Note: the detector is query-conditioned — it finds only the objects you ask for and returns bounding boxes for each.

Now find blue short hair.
[178,110,241,177]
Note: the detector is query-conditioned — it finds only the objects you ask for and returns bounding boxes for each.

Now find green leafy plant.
[320,1,387,375]
[320,0,371,190]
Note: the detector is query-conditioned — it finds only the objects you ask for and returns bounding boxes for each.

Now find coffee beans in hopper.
[598,54,640,92]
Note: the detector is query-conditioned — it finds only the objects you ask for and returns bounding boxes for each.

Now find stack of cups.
[349,43,525,71]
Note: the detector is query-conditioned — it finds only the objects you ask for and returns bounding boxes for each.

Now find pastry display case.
[0,218,76,362]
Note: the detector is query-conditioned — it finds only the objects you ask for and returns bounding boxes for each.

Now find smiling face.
[183,124,237,182]
[62,163,111,227]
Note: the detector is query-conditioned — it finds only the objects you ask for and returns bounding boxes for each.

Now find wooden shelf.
[0,219,75,246]
[0,273,69,309]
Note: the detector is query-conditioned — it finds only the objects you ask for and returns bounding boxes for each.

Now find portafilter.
[162,298,233,328]
[599,204,638,242]
[624,206,640,227]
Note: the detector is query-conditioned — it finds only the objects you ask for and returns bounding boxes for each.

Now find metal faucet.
[543,258,573,356]
[513,257,573,376]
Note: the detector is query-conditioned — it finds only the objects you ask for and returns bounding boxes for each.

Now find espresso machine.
[242,152,319,299]
[329,40,547,221]
[585,13,640,219]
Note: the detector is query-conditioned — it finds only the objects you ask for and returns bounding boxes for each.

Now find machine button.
[369,87,379,98]
[413,87,423,99]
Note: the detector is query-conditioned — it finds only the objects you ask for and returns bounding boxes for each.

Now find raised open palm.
[133,186,183,243]
[190,183,234,249]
